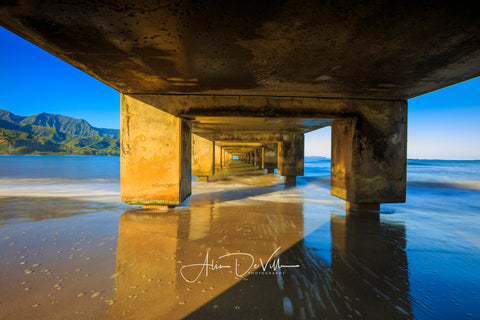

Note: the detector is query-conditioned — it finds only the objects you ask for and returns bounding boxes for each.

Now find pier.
[1,1,479,210]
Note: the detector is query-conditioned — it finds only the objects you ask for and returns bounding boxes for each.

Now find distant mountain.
[0,109,119,138]
[0,109,120,156]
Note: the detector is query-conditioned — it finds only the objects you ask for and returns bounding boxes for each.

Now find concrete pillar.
[214,145,222,171]
[264,143,278,174]
[330,101,407,210]
[255,148,263,169]
[278,134,304,186]
[120,94,191,207]
[192,134,215,181]
[261,147,265,169]
[284,175,297,187]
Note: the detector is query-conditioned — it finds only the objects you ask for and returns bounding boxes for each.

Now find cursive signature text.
[180,247,299,283]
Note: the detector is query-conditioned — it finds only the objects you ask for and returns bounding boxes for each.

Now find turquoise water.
[0,156,479,319]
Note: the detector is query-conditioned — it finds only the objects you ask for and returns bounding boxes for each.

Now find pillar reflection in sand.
[113,199,411,319]
[113,200,305,319]
[114,212,179,319]
[329,213,411,319]
[187,212,411,319]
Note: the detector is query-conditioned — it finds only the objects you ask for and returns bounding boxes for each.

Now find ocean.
[0,155,479,319]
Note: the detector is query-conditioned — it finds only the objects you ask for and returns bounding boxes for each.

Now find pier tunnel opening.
[300,126,332,190]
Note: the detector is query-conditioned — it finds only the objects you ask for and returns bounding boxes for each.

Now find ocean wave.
[407,180,480,191]
[0,178,121,202]
[0,177,120,184]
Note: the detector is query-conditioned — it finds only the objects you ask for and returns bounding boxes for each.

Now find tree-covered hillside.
[0,110,120,156]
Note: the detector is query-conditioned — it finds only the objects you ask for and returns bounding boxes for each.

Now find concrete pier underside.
[120,94,406,209]
[1,1,479,210]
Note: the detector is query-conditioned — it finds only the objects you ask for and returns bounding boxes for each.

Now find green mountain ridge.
[0,110,120,156]
[0,109,119,138]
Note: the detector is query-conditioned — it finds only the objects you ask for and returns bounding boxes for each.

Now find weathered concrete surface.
[0,1,447,207]
[1,1,479,99]
[260,148,265,169]
[263,144,278,171]
[130,94,382,130]
[253,149,260,167]
[221,148,226,167]
[331,100,407,204]
[192,134,215,178]
[347,202,381,212]
[284,176,297,187]
[278,134,304,177]
[214,145,222,170]
[120,94,191,206]
[220,148,233,167]
[225,152,232,164]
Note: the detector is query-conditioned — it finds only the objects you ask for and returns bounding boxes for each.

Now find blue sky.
[306,78,480,160]
[1,26,479,159]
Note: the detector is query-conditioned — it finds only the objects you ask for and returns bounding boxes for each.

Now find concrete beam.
[196,132,289,143]
[134,94,397,118]
[192,134,215,180]
[120,94,191,207]
[215,142,265,147]
[2,2,480,99]
[330,100,407,207]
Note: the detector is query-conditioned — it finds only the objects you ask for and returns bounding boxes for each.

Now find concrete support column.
[278,134,305,186]
[255,149,263,169]
[330,101,407,211]
[120,94,191,207]
[215,145,222,171]
[192,134,215,182]
[264,143,278,174]
[222,148,226,167]
[261,147,265,169]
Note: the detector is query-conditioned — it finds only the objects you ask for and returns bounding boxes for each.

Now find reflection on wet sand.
[114,212,179,319]
[113,204,411,319]
[112,201,305,319]
[0,196,122,224]
[329,213,411,319]
[188,213,411,319]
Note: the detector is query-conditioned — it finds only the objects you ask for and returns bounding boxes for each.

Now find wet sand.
[1,160,479,319]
